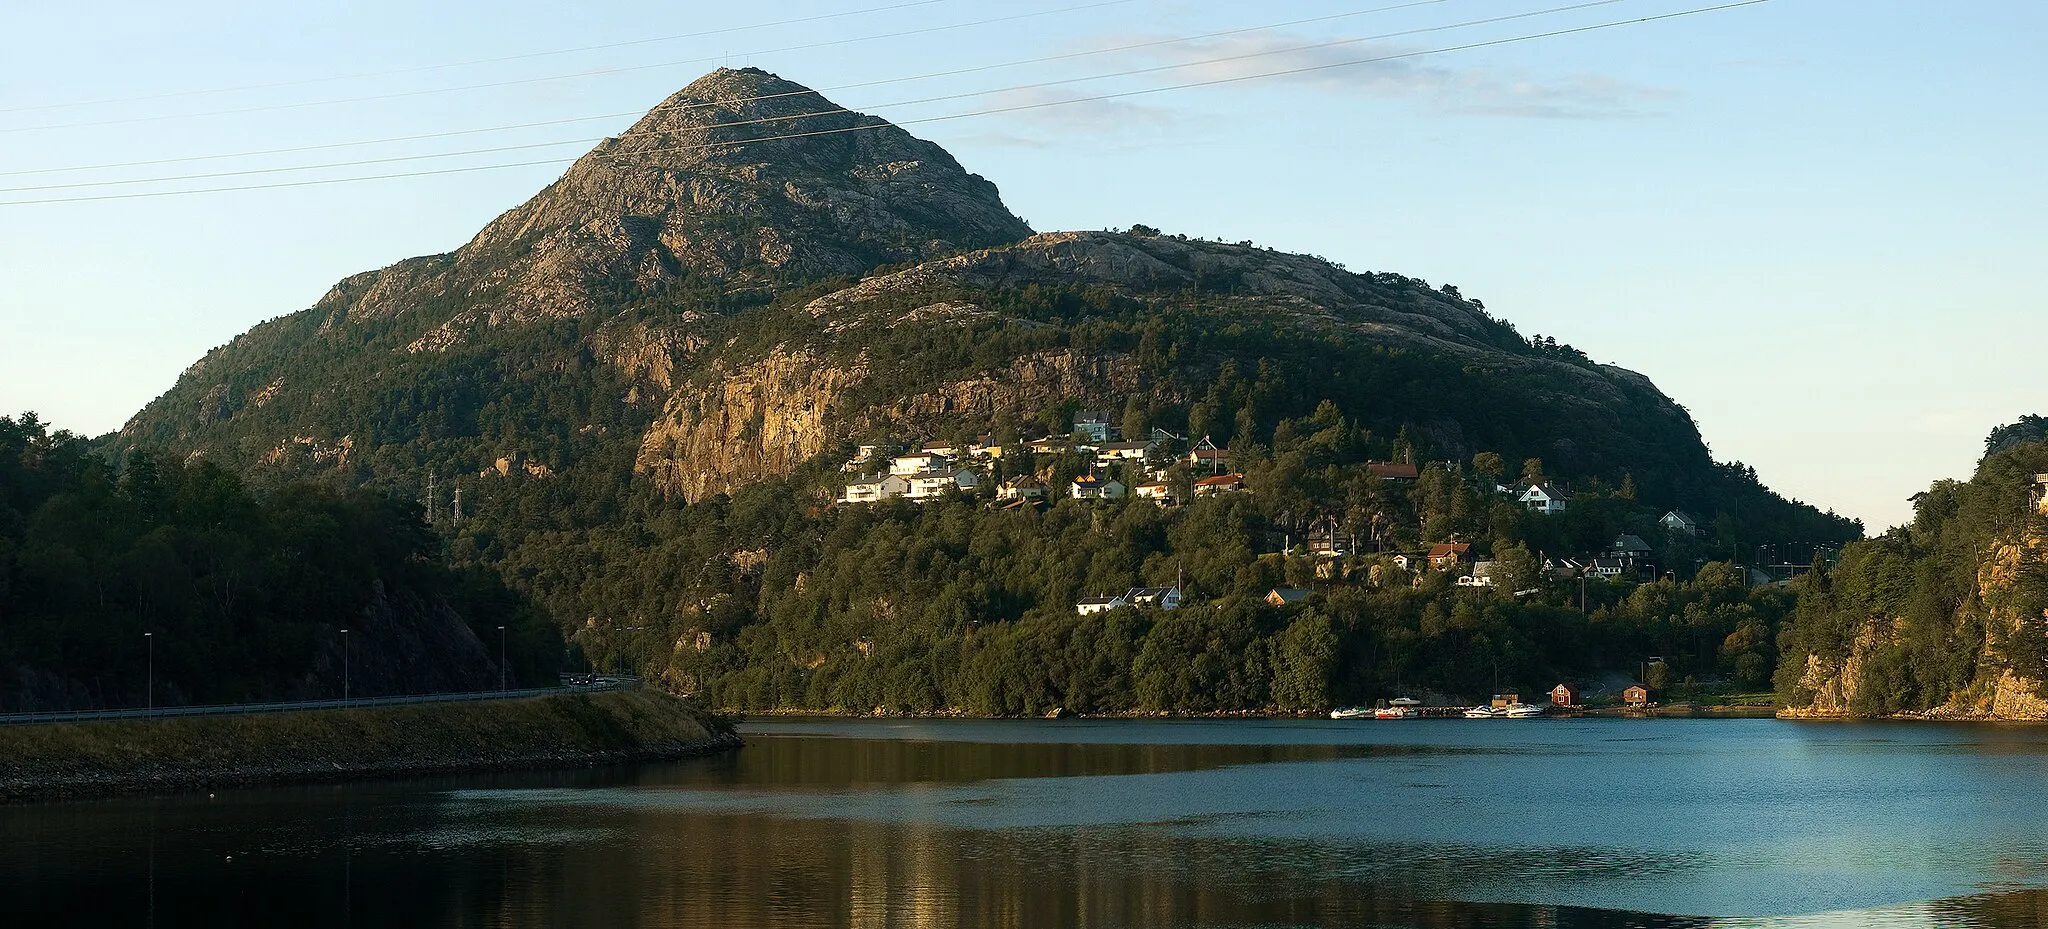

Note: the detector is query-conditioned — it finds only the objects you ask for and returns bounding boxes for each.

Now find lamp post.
[497,625,506,692]
[144,632,153,715]
[340,628,350,705]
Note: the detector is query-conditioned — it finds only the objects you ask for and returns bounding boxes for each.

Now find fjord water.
[7,719,2048,928]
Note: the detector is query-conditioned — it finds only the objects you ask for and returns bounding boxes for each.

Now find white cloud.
[1101,32,1678,120]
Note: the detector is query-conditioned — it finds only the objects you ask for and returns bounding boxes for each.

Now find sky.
[1,0,2042,533]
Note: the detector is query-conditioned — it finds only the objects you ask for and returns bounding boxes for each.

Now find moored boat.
[1330,707,1373,720]
[1374,706,1419,719]
[1463,706,1501,718]
[1502,702,1546,718]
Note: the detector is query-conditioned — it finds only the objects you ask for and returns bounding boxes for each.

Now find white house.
[996,476,1048,502]
[1075,594,1128,615]
[844,443,890,471]
[839,474,909,504]
[1458,560,1498,587]
[1520,482,1568,515]
[1094,440,1156,466]
[1188,436,1230,472]
[1070,474,1127,500]
[920,439,960,458]
[1133,481,1175,504]
[1661,510,1702,535]
[905,468,979,501]
[1124,586,1183,610]
[1193,473,1246,496]
[890,452,950,476]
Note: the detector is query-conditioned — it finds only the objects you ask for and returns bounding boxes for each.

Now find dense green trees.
[0,414,559,712]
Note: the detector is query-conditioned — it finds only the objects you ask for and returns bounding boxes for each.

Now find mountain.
[102,68,1861,710]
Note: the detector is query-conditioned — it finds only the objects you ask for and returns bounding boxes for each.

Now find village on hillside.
[830,407,1818,621]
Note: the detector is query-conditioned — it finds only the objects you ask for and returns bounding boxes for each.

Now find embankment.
[0,689,740,802]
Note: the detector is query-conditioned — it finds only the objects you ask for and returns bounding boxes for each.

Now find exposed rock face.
[637,349,868,502]
[314,68,1032,331]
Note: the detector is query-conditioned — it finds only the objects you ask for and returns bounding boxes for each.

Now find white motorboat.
[1330,707,1373,720]
[1389,696,1422,707]
[1502,702,1546,718]
[1462,706,1501,718]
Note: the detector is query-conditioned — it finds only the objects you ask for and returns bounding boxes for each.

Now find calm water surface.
[7,717,2048,927]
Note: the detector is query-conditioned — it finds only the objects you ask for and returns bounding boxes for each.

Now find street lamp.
[497,625,506,692]
[340,628,350,705]
[144,632,153,715]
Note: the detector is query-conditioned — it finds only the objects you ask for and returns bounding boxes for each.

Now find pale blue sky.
[2,0,2042,531]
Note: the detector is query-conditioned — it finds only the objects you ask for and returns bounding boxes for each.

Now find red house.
[1622,684,1652,707]
[1550,683,1580,708]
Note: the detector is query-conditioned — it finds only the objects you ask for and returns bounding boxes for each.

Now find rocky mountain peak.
[321,67,1032,328]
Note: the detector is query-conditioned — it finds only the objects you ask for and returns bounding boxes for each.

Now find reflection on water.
[5,718,2048,927]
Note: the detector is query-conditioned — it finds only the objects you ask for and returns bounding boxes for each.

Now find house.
[1193,473,1246,496]
[1125,586,1183,610]
[1366,462,1420,481]
[1133,481,1175,504]
[1457,560,1497,587]
[1610,534,1654,558]
[1149,427,1184,445]
[2033,475,2048,515]
[1095,440,1156,465]
[1188,436,1230,472]
[1661,510,1702,535]
[1265,587,1312,606]
[968,438,1005,459]
[1546,555,1589,578]
[1075,594,1128,616]
[1520,482,1569,515]
[905,469,978,501]
[843,443,891,471]
[1550,683,1581,708]
[920,439,961,458]
[890,452,950,476]
[1307,515,1351,557]
[838,473,909,504]
[1427,542,1473,569]
[1070,474,1127,500]
[1588,557,1629,579]
[1489,692,1521,709]
[1073,409,1116,443]
[1026,436,1071,455]
[1390,554,1418,571]
[1622,684,1653,707]
[996,476,1048,502]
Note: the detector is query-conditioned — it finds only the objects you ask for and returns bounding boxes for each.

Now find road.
[0,677,639,727]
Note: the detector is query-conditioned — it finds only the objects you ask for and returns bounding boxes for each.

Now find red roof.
[1194,473,1245,487]
[1368,462,1419,480]
[1427,542,1471,559]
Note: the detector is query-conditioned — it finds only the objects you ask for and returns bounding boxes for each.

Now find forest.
[0,413,559,712]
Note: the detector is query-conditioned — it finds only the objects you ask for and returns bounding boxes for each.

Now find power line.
[0,0,1775,207]
[0,0,962,115]
[2,0,1489,193]
[0,0,1460,179]
[0,0,1140,135]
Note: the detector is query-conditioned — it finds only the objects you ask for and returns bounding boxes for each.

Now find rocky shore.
[0,689,740,803]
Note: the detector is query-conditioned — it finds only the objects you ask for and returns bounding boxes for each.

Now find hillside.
[99,68,1860,711]
[1777,422,2048,719]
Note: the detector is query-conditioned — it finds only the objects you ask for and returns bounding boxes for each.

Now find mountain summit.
[315,68,1032,329]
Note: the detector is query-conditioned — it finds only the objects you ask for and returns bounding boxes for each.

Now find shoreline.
[733,703,1782,721]
[0,689,740,804]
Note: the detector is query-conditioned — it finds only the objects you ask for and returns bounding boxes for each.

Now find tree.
[1520,457,1546,486]
[1473,452,1505,484]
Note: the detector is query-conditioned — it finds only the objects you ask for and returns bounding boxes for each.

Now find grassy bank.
[0,689,739,803]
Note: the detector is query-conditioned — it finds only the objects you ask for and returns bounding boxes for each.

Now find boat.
[1374,706,1419,719]
[1388,696,1422,707]
[1502,702,1547,718]
[1462,706,1501,718]
[1330,707,1373,720]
